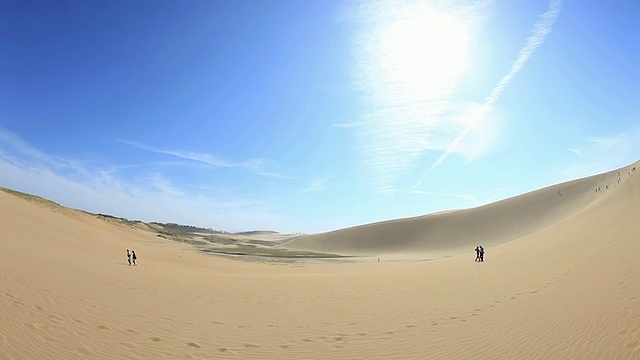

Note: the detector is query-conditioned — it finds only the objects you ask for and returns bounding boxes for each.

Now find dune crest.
[283,162,633,256]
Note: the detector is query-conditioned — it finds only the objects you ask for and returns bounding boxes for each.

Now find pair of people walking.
[127,249,137,266]
[474,245,484,262]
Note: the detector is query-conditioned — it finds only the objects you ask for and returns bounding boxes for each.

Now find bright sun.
[378,10,471,98]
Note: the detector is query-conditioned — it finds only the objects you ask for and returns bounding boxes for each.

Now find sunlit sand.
[1,161,639,359]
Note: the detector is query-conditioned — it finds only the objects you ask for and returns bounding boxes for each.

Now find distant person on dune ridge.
[127,249,131,266]
[474,246,481,262]
[132,250,137,266]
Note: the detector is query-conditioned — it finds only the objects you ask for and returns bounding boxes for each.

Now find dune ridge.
[0,160,639,359]
[283,165,625,256]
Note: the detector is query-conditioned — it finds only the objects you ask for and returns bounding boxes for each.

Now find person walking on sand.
[127,249,132,266]
[131,250,137,266]
[479,245,485,262]
[474,246,481,262]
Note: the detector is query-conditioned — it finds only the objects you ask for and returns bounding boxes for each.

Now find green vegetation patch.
[1,187,61,207]
[151,222,222,235]
[94,213,143,227]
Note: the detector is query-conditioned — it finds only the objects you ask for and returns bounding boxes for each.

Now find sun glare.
[379,10,471,98]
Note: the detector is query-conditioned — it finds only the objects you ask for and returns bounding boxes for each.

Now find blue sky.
[1,0,639,233]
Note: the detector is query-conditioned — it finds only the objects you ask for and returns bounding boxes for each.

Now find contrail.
[430,0,562,171]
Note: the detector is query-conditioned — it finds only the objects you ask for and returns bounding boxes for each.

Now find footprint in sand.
[149,337,162,342]
[97,325,110,330]
[186,342,201,349]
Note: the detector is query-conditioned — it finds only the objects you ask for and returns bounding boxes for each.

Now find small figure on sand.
[131,250,137,266]
[127,249,131,266]
[474,245,484,262]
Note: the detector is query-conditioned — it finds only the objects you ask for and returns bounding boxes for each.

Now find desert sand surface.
[1,161,639,359]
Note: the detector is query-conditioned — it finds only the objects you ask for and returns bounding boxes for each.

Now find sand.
[1,161,639,359]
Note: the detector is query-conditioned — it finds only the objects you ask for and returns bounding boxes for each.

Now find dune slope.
[283,164,626,256]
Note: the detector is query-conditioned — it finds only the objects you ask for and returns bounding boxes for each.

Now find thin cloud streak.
[297,175,336,193]
[120,140,291,179]
[568,148,582,156]
[430,0,562,170]
[332,122,363,128]
[559,126,640,185]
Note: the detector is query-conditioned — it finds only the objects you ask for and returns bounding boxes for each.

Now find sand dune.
[1,161,639,359]
[283,165,623,257]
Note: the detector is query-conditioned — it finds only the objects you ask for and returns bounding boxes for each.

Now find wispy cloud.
[431,0,562,170]
[562,130,640,180]
[332,122,362,128]
[0,129,284,232]
[568,148,582,156]
[586,135,628,148]
[297,175,336,193]
[376,184,399,196]
[120,140,291,179]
